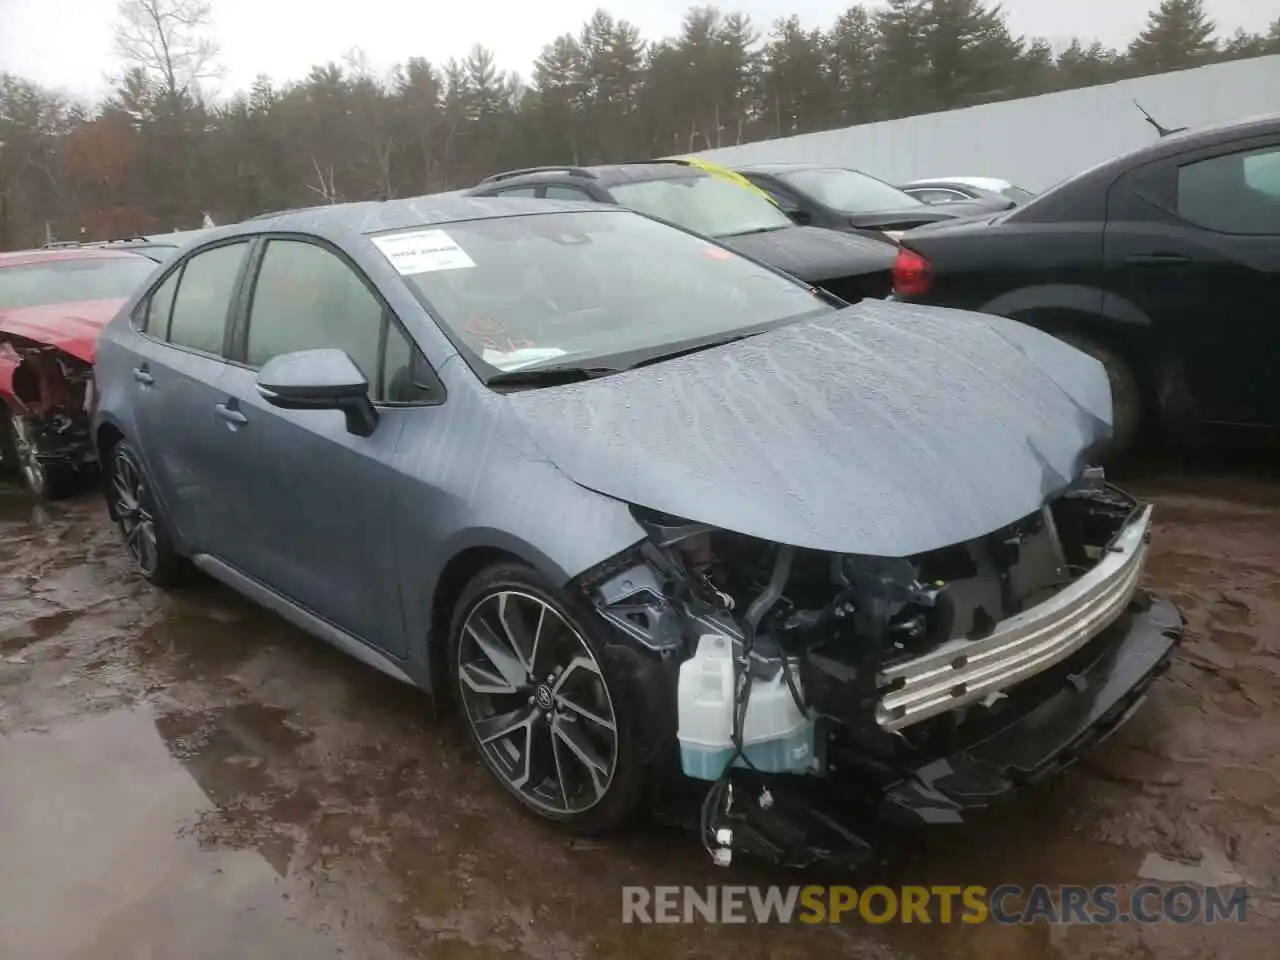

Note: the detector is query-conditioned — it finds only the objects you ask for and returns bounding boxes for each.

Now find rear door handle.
[1124,253,1191,265]
[133,366,154,385]
[214,403,248,427]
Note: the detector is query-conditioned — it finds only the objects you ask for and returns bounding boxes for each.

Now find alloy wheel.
[9,416,47,496]
[457,590,618,816]
[110,449,159,576]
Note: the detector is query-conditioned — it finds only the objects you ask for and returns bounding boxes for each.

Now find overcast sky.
[1,0,1274,102]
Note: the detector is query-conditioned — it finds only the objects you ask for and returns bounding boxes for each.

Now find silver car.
[90,196,1182,868]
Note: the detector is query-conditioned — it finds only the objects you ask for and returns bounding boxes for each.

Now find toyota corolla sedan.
[91,196,1183,869]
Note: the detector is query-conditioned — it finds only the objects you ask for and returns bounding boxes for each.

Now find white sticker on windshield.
[372,229,476,274]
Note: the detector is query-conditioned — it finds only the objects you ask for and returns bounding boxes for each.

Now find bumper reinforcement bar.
[876,504,1153,732]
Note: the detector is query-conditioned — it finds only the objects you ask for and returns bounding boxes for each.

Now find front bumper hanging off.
[872,502,1182,821]
[881,591,1183,822]
[878,505,1154,732]
[699,504,1183,867]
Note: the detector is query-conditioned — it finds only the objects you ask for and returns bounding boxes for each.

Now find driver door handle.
[214,403,248,427]
[132,366,154,385]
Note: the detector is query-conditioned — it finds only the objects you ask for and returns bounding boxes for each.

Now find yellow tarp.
[672,156,781,206]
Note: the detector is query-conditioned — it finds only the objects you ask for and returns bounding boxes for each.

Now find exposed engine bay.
[0,336,98,486]
[580,467,1179,869]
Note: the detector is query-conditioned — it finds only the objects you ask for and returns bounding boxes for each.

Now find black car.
[733,163,1008,236]
[891,113,1280,452]
[466,161,899,303]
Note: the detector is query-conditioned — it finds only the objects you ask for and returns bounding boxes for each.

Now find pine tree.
[921,0,1025,111]
[1127,0,1218,74]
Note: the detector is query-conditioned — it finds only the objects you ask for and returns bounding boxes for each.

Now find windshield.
[609,174,793,238]
[0,256,157,310]
[375,210,826,378]
[1003,185,1036,203]
[779,168,925,214]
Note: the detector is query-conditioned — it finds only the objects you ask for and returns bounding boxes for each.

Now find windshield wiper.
[486,364,623,388]
[629,332,765,369]
[488,331,775,386]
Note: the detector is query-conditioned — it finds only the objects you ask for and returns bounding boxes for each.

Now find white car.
[899,176,1036,206]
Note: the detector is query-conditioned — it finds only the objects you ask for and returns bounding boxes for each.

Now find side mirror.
[787,208,812,226]
[256,348,379,437]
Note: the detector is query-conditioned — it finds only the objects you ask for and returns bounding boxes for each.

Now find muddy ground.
[0,461,1277,960]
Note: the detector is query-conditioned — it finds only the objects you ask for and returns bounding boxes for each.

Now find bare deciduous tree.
[113,0,223,106]
[307,156,340,204]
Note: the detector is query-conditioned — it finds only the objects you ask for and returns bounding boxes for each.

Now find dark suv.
[891,113,1280,452]
[466,161,899,303]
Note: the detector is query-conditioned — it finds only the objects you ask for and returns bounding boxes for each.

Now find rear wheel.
[449,563,645,834]
[1055,331,1143,456]
[105,440,188,587]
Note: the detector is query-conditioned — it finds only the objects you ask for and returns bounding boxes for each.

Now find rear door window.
[1176,144,1280,235]
[166,241,248,354]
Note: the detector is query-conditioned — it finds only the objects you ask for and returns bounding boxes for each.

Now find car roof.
[1009,110,1280,222]
[474,161,705,191]
[0,247,153,268]
[1137,111,1280,155]
[208,195,627,240]
[1069,111,1280,185]
[732,162,819,174]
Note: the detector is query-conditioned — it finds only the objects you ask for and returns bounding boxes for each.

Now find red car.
[0,247,158,498]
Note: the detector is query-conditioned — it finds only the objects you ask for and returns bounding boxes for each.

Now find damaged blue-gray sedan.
[89,195,1184,868]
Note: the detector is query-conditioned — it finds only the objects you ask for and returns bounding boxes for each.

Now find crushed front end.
[0,336,98,493]
[579,467,1183,869]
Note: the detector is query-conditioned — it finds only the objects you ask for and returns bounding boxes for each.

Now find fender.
[408,523,647,692]
[980,284,1153,328]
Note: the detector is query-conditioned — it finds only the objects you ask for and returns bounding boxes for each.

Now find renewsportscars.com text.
[621,884,1248,925]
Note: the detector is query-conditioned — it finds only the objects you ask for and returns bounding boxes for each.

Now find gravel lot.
[1,460,1277,960]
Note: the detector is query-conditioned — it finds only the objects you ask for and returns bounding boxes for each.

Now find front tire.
[105,440,188,588]
[449,563,645,834]
[2,408,78,500]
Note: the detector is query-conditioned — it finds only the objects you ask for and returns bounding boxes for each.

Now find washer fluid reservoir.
[676,634,817,781]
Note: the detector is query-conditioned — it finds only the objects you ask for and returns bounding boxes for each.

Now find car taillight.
[891,247,933,298]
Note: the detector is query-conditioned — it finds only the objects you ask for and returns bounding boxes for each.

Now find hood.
[718,225,896,284]
[0,297,123,363]
[506,300,1113,558]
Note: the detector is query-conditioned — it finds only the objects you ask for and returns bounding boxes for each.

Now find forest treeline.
[1,0,1276,247]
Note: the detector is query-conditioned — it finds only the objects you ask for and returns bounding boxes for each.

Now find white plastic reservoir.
[677,634,817,781]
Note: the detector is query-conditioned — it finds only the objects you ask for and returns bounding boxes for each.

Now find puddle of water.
[0,707,370,960]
